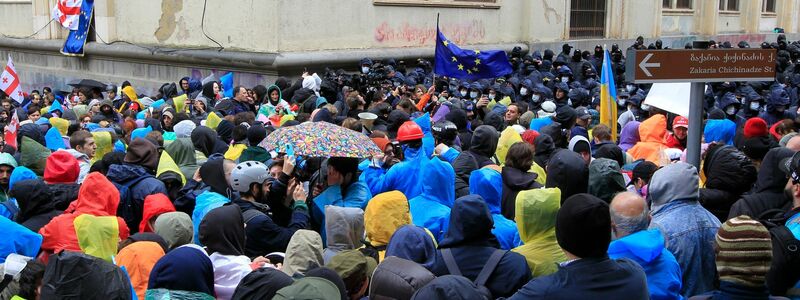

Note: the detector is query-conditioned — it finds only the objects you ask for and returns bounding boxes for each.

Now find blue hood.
[192,191,230,245]
[421,158,455,208]
[9,166,37,191]
[768,87,790,107]
[469,168,503,214]
[0,216,42,263]
[439,195,494,248]
[45,127,66,150]
[385,225,438,270]
[414,113,435,158]
[106,163,151,184]
[608,229,665,265]
[716,92,740,109]
[703,119,736,145]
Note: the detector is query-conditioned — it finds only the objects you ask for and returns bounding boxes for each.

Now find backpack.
[113,176,150,232]
[759,210,800,296]
[441,248,506,299]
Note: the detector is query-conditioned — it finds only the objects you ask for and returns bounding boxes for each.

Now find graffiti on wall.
[374,20,486,46]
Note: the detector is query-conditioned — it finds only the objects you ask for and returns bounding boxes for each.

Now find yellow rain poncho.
[74,214,120,262]
[223,143,247,161]
[173,94,188,114]
[156,151,186,185]
[205,113,221,130]
[91,131,112,164]
[49,117,69,136]
[496,128,546,185]
[511,188,567,277]
[364,191,412,261]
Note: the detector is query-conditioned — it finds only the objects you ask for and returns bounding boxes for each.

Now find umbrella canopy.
[68,79,107,90]
[259,121,381,158]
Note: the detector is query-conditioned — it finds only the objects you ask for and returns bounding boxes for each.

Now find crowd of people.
[2,35,800,300]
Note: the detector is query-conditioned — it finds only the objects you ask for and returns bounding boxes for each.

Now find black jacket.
[451,126,499,198]
[545,149,588,203]
[728,148,795,220]
[11,179,62,232]
[699,144,757,221]
[508,257,649,300]
[500,166,542,220]
[49,183,80,211]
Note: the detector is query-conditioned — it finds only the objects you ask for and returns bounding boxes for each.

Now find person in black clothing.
[728,147,795,220]
[501,142,542,220]
[451,125,499,198]
[699,143,757,221]
[10,178,61,232]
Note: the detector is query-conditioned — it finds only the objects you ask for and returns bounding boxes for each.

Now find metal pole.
[686,82,705,169]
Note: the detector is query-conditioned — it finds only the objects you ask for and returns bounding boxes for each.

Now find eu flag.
[61,0,94,56]
[434,28,512,80]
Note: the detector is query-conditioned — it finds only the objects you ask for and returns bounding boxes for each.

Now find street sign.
[626,49,777,83]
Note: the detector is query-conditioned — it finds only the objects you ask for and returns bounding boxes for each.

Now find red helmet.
[397,121,424,142]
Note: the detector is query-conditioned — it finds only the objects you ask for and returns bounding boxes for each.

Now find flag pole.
[433,13,440,89]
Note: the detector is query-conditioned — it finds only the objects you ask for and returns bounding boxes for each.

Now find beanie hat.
[741,136,776,162]
[246,124,267,146]
[555,193,611,258]
[124,139,160,172]
[715,215,772,287]
[743,117,769,139]
[44,150,80,184]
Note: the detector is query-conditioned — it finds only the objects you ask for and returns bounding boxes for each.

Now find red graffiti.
[374,21,486,46]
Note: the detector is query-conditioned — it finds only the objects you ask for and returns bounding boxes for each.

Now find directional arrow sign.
[626,49,777,83]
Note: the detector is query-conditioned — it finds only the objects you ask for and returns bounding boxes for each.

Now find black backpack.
[440,248,505,299]
[759,210,800,296]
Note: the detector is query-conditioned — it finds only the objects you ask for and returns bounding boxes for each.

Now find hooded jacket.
[117,241,166,300]
[699,144,757,221]
[147,246,215,298]
[322,206,364,264]
[704,119,737,146]
[545,149,588,203]
[313,177,372,237]
[628,115,670,165]
[647,162,721,297]
[588,158,627,203]
[409,158,456,242]
[363,143,431,199]
[192,126,229,158]
[259,85,292,118]
[500,166,543,220]
[452,125,500,197]
[533,134,556,170]
[10,178,60,232]
[199,204,251,300]
[369,256,436,300]
[608,229,683,300]
[364,191,412,261]
[39,173,130,262]
[231,267,294,300]
[469,168,522,250]
[40,251,133,299]
[619,121,641,152]
[0,215,42,263]
[759,88,794,126]
[728,147,795,219]
[140,193,176,233]
[511,188,567,277]
[165,138,199,181]
[429,195,531,298]
[65,149,91,184]
[106,163,168,234]
[20,136,50,176]
[153,211,193,250]
[385,225,438,270]
[283,229,324,277]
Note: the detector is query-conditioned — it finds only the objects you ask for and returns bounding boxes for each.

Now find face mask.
[725,106,737,115]
[532,95,541,102]
[460,90,467,97]
[567,99,573,107]
[470,92,478,99]
[519,88,528,96]
[641,104,651,111]
[749,102,760,110]
[488,93,496,100]
[561,77,569,83]
[626,85,635,92]
[361,67,370,74]
[777,106,786,113]
[617,98,627,106]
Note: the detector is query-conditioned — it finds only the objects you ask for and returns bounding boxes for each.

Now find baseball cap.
[673,116,689,129]
[575,107,591,120]
[781,151,800,183]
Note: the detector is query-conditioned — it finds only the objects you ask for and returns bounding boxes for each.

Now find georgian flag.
[4,110,19,149]
[52,0,83,31]
[0,56,23,104]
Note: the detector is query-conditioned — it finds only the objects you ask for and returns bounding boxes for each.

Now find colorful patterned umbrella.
[259,121,382,158]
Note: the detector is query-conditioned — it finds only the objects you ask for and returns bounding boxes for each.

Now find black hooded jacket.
[698,144,757,221]
[192,126,229,158]
[545,149,588,203]
[500,166,542,220]
[728,147,795,220]
[533,134,556,169]
[429,195,531,298]
[10,179,61,232]
[446,108,472,151]
[199,204,246,256]
[451,126,499,198]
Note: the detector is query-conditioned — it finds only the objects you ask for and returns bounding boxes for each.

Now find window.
[373,0,500,8]
[719,0,739,11]
[663,0,692,9]
[570,0,606,39]
[762,0,776,13]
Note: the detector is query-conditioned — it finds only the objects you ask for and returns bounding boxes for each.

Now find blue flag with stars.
[61,0,94,57]
[434,28,512,80]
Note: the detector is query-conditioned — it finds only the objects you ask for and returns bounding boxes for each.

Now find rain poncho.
[39,173,130,262]
[40,251,133,299]
[628,115,669,165]
[117,241,166,300]
[469,168,522,250]
[282,229,324,277]
[322,206,364,264]
[364,191,412,261]
[74,214,121,262]
[703,119,736,146]
[157,151,186,186]
[45,127,66,150]
[165,138,199,181]
[224,143,247,161]
[385,225,438,270]
[608,229,683,300]
[0,216,42,263]
[496,127,522,165]
[313,178,372,239]
[147,246,215,299]
[588,158,627,203]
[414,113,436,158]
[91,131,113,164]
[618,121,641,152]
[511,188,566,277]
[20,136,50,176]
[192,191,230,245]
[153,211,193,250]
[140,193,176,233]
[363,145,430,199]
[408,158,455,242]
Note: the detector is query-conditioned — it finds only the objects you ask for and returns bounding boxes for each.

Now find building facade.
[0,0,798,93]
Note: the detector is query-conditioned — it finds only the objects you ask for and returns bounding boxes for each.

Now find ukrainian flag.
[600,49,618,142]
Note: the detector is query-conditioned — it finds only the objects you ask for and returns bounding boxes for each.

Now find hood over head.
[608,229,666,265]
[232,267,294,300]
[753,147,794,193]
[420,158,456,208]
[704,119,736,145]
[324,206,365,253]
[385,225,438,270]
[648,162,700,213]
[199,204,245,256]
[10,178,53,224]
[618,121,641,151]
[545,149,589,203]
[470,125,500,158]
[639,114,668,143]
[469,168,503,214]
[588,158,627,203]
[439,195,495,248]
[199,158,231,197]
[72,172,120,215]
[148,246,215,296]
[364,191,411,247]
[140,193,176,233]
[153,211,193,250]
[124,139,160,172]
[369,256,436,300]
[283,229,324,276]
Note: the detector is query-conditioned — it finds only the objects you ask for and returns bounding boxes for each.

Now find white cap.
[358,112,378,120]
[541,100,556,113]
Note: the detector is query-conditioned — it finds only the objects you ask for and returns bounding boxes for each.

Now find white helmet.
[230,161,270,193]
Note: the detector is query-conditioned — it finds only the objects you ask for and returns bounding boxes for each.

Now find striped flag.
[0,56,23,104]
[599,49,618,142]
